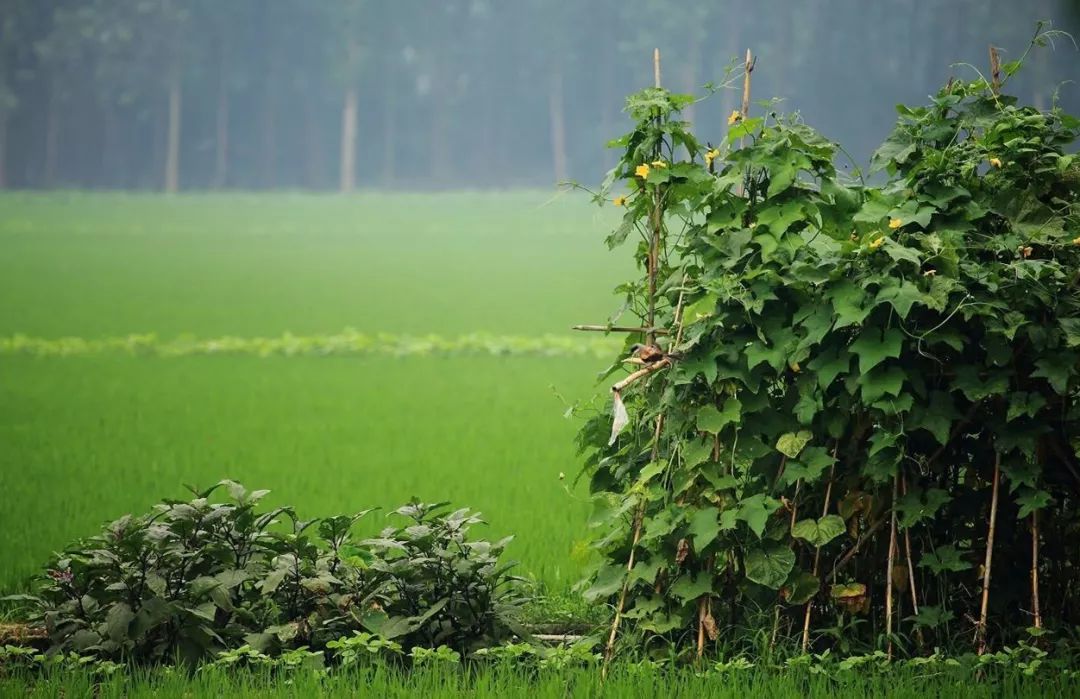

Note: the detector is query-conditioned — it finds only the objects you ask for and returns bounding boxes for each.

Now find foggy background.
[0,0,1078,193]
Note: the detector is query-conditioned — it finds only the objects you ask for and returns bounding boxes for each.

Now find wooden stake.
[989,45,1001,95]
[885,472,899,658]
[646,48,662,347]
[1031,510,1043,631]
[976,452,1001,655]
[901,475,924,647]
[802,459,836,652]
[736,49,754,197]
[740,49,754,120]
[603,275,689,676]
[571,325,668,335]
[696,554,715,659]
[611,358,670,393]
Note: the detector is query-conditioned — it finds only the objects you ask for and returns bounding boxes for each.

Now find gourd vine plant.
[577,34,1080,664]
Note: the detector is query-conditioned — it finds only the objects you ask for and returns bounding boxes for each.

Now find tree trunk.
[43,86,59,188]
[0,110,7,190]
[260,85,276,189]
[303,96,324,190]
[100,101,116,189]
[548,64,568,184]
[339,85,358,193]
[164,74,181,194]
[381,66,397,187]
[213,69,229,188]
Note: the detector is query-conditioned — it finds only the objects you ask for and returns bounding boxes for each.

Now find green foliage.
[579,47,1080,658]
[5,483,525,665]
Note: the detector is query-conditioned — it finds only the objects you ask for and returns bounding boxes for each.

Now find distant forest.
[0,0,1078,192]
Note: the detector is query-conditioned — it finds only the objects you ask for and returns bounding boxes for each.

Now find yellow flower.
[613,195,627,207]
[650,160,668,168]
[704,148,720,166]
[869,236,886,250]
[1022,246,1033,258]
[635,164,651,179]
[888,218,902,229]
[989,157,1002,168]
[728,110,742,126]
[1072,236,1080,246]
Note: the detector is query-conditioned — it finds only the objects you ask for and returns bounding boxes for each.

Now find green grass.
[3,664,1075,699]
[0,354,603,592]
[0,191,632,596]
[0,191,626,337]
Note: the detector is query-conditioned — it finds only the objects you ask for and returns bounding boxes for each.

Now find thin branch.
[976,452,1001,655]
[1031,510,1043,631]
[885,473,899,659]
[831,514,888,581]
[989,44,1001,95]
[603,273,689,675]
[611,358,670,393]
[901,474,924,647]
[572,325,669,335]
[802,457,836,652]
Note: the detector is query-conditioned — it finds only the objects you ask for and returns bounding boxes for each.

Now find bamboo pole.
[976,452,1001,655]
[603,274,689,675]
[611,358,670,393]
[802,459,836,652]
[696,554,715,659]
[901,475,924,647]
[885,472,899,658]
[989,45,1001,95]
[740,49,754,120]
[571,325,668,335]
[646,48,662,347]
[735,49,754,198]
[1031,510,1042,631]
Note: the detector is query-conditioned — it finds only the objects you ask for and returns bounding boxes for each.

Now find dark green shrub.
[6,482,525,664]
[364,502,526,653]
[578,39,1080,660]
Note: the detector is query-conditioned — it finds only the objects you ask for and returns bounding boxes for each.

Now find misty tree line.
[0,0,1077,193]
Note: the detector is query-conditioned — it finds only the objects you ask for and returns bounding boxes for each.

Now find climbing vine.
[577,41,1080,662]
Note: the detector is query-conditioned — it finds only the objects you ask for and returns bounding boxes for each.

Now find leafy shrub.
[6,482,525,665]
[364,502,526,653]
[578,36,1080,660]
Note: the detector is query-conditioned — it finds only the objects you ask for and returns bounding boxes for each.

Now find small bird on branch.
[628,343,680,365]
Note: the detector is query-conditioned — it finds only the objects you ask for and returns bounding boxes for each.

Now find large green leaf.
[736,494,782,538]
[1033,353,1077,395]
[684,293,718,325]
[670,572,714,601]
[918,544,970,574]
[1016,487,1052,519]
[849,328,903,374]
[775,431,813,459]
[689,507,721,551]
[791,515,846,547]
[782,569,820,605]
[696,398,742,433]
[859,366,906,404]
[105,602,135,643]
[831,281,872,328]
[744,543,796,589]
[583,564,626,602]
[874,280,928,319]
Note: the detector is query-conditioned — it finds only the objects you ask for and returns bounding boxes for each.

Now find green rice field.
[0,192,627,594]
